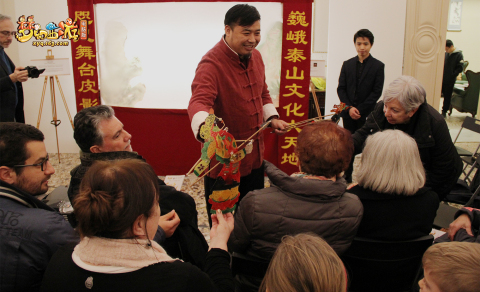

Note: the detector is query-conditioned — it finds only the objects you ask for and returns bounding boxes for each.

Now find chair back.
[231,252,270,278]
[453,115,480,158]
[463,71,480,111]
[433,202,460,229]
[448,156,480,208]
[462,60,469,73]
[342,235,433,292]
[453,116,480,144]
[231,252,270,292]
[452,116,480,185]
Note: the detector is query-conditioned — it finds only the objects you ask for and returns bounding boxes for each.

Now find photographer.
[1,14,28,123]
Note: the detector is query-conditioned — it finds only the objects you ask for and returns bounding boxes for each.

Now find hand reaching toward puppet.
[209,209,234,252]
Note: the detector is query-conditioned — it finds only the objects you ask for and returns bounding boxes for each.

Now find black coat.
[337,55,385,118]
[41,244,233,292]
[0,50,24,122]
[352,101,463,201]
[443,50,464,85]
[350,185,439,240]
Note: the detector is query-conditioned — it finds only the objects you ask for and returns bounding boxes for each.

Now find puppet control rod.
[185,140,254,178]
[281,113,335,132]
[187,120,272,186]
[186,102,343,186]
[186,110,338,181]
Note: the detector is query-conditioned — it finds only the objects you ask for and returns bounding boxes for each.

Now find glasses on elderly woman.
[0,31,16,37]
[13,154,50,172]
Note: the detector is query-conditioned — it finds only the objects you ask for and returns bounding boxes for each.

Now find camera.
[23,66,45,78]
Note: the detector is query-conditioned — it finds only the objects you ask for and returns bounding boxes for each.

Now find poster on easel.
[30,58,70,76]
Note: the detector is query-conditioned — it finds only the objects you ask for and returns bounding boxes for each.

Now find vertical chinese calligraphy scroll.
[278,0,312,174]
[67,0,100,111]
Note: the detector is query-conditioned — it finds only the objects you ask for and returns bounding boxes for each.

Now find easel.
[36,50,74,163]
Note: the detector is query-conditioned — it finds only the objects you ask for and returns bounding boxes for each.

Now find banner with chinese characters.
[278,0,312,174]
[67,0,100,111]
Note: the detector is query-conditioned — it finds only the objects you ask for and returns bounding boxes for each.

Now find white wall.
[4,0,79,153]
[324,0,407,114]
[311,0,328,62]
[446,0,480,72]
[94,2,283,109]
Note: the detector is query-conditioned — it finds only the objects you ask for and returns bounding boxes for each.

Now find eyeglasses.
[0,31,16,37]
[13,154,50,171]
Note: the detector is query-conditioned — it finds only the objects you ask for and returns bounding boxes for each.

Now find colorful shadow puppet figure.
[193,112,253,214]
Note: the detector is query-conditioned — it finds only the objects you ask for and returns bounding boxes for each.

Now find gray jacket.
[0,181,78,292]
[228,161,363,259]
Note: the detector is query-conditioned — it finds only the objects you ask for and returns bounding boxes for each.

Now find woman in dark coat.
[352,76,462,201]
[350,129,439,240]
[41,159,234,292]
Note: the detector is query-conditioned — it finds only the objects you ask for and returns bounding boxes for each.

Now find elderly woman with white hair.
[352,75,462,201]
[350,130,439,240]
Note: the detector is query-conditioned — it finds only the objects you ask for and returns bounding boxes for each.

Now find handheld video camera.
[23,66,46,78]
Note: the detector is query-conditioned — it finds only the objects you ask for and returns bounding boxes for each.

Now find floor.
[44,105,478,242]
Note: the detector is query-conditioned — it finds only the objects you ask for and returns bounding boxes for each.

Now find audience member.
[337,28,385,182]
[228,121,363,291]
[441,39,464,117]
[352,75,462,201]
[69,105,208,268]
[259,233,346,292]
[447,207,479,242]
[0,122,78,291]
[350,130,439,240]
[41,159,234,292]
[419,242,480,292]
[0,14,29,122]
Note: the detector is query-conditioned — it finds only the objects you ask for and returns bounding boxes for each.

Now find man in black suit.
[0,14,28,122]
[337,29,385,182]
[441,39,463,117]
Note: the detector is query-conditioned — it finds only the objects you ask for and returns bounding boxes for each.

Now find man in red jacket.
[188,4,287,226]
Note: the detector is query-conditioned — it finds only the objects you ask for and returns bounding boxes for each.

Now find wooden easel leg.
[36,76,48,128]
[49,76,61,163]
[55,76,74,129]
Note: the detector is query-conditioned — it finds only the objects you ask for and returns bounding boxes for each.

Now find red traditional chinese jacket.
[188,37,278,178]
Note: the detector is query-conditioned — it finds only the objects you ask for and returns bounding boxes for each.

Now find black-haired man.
[0,122,78,291]
[70,105,208,269]
[188,4,288,225]
[337,28,385,182]
[442,39,464,117]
